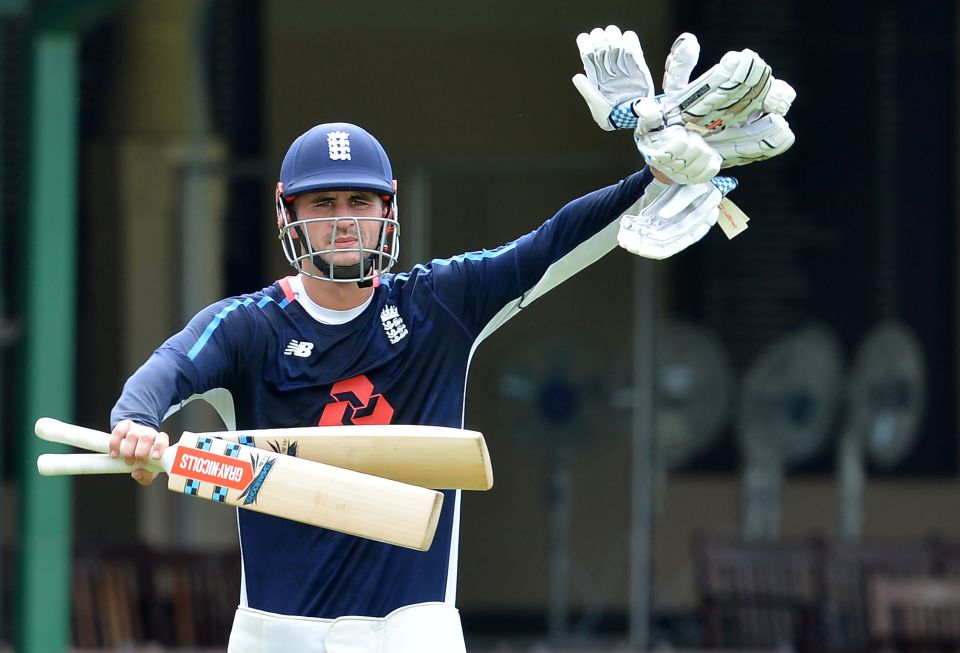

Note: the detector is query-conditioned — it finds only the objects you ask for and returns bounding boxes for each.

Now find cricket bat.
[36,420,493,490]
[34,418,443,551]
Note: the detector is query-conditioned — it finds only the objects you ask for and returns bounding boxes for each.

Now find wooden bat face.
[167,433,443,551]
[209,426,494,490]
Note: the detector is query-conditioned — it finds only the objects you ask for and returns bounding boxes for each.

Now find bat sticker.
[238,453,278,505]
[172,446,254,491]
[266,439,299,457]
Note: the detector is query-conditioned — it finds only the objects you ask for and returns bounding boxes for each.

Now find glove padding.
[618,177,736,260]
[709,113,795,168]
[662,32,701,96]
[762,78,796,116]
[635,125,722,185]
[571,25,656,131]
[661,33,796,168]
[659,47,772,133]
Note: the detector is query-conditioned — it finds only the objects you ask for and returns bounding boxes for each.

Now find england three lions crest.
[380,305,408,345]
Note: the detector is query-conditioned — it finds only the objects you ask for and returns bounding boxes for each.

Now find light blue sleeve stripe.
[392,243,519,283]
[186,297,255,360]
[432,245,517,265]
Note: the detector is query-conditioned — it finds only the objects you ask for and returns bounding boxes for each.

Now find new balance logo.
[327,131,351,161]
[380,305,408,345]
[283,340,314,357]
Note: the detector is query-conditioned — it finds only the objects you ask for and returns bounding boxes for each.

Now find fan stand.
[496,336,622,648]
[836,320,926,540]
[837,427,865,539]
[742,435,785,540]
[738,324,843,541]
[548,445,573,644]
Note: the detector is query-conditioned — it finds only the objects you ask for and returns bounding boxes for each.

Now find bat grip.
[35,417,112,453]
[37,453,164,476]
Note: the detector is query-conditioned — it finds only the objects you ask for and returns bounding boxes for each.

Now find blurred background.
[1,0,958,651]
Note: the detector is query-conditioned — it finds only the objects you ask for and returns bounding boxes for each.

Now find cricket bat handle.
[35,417,113,453]
[37,453,165,476]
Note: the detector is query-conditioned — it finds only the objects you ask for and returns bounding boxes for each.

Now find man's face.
[292,190,387,270]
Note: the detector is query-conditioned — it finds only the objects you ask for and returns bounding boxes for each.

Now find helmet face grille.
[277,212,400,283]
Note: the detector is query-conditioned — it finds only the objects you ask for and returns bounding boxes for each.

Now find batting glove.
[709,113,795,168]
[571,25,662,132]
[659,33,796,167]
[657,32,796,135]
[618,176,737,260]
[634,124,722,185]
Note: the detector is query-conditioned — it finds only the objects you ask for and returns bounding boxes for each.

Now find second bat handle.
[37,453,164,476]
[35,417,112,453]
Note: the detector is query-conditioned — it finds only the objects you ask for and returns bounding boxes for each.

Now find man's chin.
[306,256,363,274]
[328,256,363,268]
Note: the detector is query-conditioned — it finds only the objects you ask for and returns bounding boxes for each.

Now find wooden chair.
[868,576,960,653]
[145,548,241,647]
[932,541,960,579]
[693,535,820,652]
[71,548,144,648]
[820,541,938,653]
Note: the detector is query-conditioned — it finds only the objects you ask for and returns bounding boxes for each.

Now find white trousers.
[227,602,467,653]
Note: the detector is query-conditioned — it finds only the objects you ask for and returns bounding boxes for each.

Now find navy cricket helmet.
[275,123,399,286]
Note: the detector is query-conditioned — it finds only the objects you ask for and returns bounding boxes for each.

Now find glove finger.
[713,115,794,167]
[606,46,624,77]
[772,123,796,152]
[578,33,602,85]
[763,78,796,115]
[667,160,712,185]
[572,74,616,131]
[604,24,623,41]
[576,32,593,56]
[745,112,789,140]
[620,29,646,76]
[671,133,722,183]
[589,27,608,71]
[659,183,711,218]
[719,51,771,111]
[663,32,700,94]
[721,50,763,88]
[601,25,624,76]
[688,157,722,185]
[637,127,686,168]
[708,51,760,110]
[619,225,669,259]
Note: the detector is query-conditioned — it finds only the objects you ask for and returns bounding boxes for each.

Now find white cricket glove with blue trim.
[658,45,772,133]
[572,27,795,136]
[661,33,796,166]
[707,113,795,168]
[572,26,768,183]
[618,176,738,260]
[571,25,663,133]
